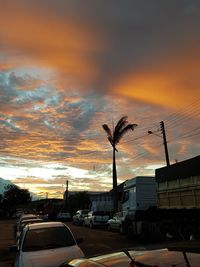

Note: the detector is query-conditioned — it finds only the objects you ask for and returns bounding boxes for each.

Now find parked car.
[16,218,44,240]
[62,242,200,267]
[107,211,126,233]
[72,210,89,225]
[83,211,110,228]
[37,211,49,221]
[16,214,38,231]
[17,213,38,224]
[11,221,85,267]
[15,209,24,218]
[57,211,71,221]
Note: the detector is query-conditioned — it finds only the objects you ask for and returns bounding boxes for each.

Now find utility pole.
[65,180,68,208]
[160,121,170,166]
[148,121,170,166]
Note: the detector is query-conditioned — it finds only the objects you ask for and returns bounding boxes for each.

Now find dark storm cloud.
[31,0,200,88]
[1,1,200,93]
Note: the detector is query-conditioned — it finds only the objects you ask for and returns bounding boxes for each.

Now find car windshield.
[22,226,76,251]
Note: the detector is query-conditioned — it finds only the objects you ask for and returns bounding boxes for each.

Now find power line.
[164,97,200,123]
[163,98,200,129]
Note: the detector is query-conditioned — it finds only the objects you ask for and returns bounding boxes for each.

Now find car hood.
[68,247,200,267]
[21,246,84,267]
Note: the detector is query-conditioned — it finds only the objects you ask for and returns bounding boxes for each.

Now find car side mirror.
[76,237,83,244]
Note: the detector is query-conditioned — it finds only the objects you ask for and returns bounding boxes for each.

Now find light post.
[148,121,170,166]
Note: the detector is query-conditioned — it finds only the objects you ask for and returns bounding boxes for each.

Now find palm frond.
[115,123,138,144]
[113,116,128,142]
[102,124,113,140]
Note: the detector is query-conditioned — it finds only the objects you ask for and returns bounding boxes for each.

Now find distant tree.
[68,192,91,214]
[3,185,31,216]
[102,116,137,211]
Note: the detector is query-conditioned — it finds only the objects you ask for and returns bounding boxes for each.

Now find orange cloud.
[1,2,199,112]
[114,50,200,110]
[0,4,105,87]
[0,62,15,71]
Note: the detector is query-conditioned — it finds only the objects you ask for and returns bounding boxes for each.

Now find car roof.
[20,214,37,220]
[21,213,36,217]
[27,221,66,230]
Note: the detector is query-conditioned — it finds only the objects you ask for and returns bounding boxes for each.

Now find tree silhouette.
[102,116,137,211]
[3,185,31,216]
[68,192,91,214]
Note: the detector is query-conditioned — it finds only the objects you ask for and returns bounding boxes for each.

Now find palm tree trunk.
[112,146,118,212]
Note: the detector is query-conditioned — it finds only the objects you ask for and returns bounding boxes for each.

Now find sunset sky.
[0,1,199,199]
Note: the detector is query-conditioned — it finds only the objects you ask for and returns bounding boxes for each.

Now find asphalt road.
[0,219,16,267]
[65,222,137,256]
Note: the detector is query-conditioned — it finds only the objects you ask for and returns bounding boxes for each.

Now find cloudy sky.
[0,0,199,198]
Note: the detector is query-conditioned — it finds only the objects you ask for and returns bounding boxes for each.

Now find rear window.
[81,210,89,214]
[93,211,110,216]
[22,226,75,251]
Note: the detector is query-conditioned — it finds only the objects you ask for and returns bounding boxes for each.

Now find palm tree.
[102,116,137,211]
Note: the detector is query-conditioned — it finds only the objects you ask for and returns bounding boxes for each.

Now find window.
[22,227,75,251]
[81,210,89,215]
[122,191,129,203]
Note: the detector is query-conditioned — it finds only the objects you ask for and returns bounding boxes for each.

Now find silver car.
[72,210,89,225]
[83,211,110,228]
[11,221,85,267]
[107,211,126,233]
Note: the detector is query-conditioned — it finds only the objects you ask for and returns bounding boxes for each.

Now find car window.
[22,226,75,251]
[93,211,110,216]
[82,210,89,214]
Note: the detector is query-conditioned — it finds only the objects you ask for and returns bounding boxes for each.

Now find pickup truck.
[83,211,110,228]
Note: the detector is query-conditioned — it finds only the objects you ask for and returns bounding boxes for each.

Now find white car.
[72,210,89,225]
[15,214,38,231]
[83,211,110,228]
[16,218,44,240]
[12,221,85,267]
[17,213,38,225]
[107,211,126,233]
[57,211,71,221]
